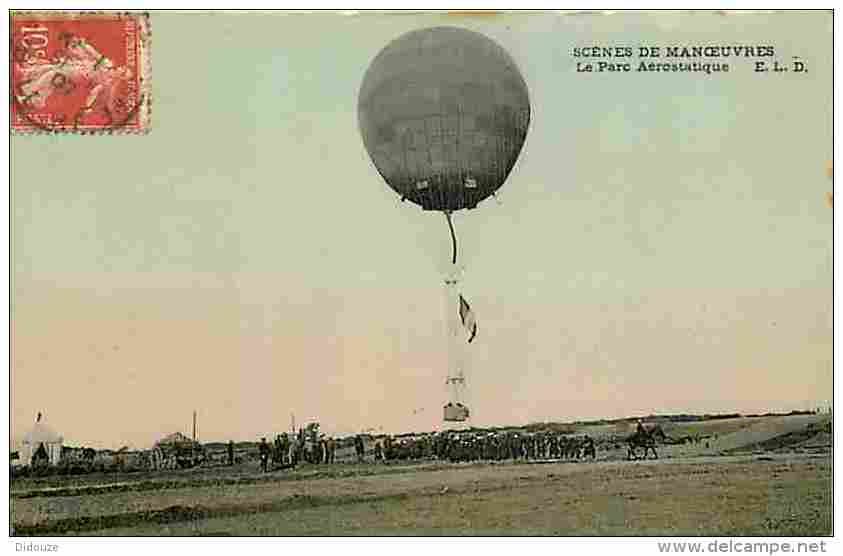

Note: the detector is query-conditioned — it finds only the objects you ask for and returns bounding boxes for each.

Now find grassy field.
[10,415,833,536]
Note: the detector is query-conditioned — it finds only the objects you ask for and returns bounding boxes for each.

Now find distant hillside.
[193,411,820,446]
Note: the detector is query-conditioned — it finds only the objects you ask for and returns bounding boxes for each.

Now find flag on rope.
[459,294,477,343]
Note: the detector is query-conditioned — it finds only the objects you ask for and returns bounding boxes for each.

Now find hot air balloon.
[358,26,530,424]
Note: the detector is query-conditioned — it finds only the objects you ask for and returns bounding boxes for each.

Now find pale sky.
[11,11,832,449]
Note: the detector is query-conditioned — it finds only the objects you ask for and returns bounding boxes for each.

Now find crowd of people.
[375,431,597,463]
[247,429,598,472]
[256,430,337,472]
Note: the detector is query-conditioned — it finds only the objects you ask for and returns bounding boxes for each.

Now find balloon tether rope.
[445,211,458,265]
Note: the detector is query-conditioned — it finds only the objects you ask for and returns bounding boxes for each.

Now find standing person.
[297,428,305,464]
[583,435,596,460]
[327,436,336,464]
[227,440,234,466]
[279,433,289,466]
[290,436,299,466]
[355,435,365,463]
[274,435,283,465]
[384,436,393,462]
[259,437,270,472]
[318,435,327,464]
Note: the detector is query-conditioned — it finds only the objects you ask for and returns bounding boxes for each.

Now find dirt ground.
[10,415,833,536]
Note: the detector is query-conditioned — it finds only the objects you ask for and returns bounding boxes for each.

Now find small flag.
[459,294,477,343]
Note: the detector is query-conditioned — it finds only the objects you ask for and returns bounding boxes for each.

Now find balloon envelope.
[359,27,530,211]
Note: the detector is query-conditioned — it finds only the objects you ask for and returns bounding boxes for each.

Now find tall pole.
[192,410,197,443]
[444,263,467,427]
[445,266,459,404]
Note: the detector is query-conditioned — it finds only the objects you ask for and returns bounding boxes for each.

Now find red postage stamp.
[10,12,151,134]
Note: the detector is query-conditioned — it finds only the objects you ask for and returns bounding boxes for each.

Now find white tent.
[21,415,63,465]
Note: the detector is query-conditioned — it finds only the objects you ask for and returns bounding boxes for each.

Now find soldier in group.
[290,435,299,466]
[274,435,283,465]
[354,435,365,463]
[259,437,270,472]
[297,428,306,463]
[374,440,383,462]
[383,436,394,462]
[452,436,462,462]
[279,433,290,465]
[326,436,336,464]
[227,440,235,466]
[582,434,596,460]
[316,435,326,464]
[510,434,520,460]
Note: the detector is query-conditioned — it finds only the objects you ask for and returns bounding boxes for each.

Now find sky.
[11,11,832,449]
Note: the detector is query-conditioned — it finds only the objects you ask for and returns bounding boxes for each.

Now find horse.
[626,424,669,460]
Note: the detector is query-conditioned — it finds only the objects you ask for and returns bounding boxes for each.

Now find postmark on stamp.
[10,12,151,134]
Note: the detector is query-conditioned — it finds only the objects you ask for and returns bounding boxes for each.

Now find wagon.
[152,432,205,470]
